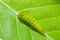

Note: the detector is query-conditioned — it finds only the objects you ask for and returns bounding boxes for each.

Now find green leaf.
[0,0,60,40]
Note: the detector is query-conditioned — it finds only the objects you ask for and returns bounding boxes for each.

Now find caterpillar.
[18,11,46,36]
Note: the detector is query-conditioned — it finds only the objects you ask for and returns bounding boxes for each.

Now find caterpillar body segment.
[18,11,46,36]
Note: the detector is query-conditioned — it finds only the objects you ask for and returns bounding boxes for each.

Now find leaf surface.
[0,0,60,40]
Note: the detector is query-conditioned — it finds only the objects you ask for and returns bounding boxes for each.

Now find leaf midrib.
[0,0,60,40]
[0,0,20,40]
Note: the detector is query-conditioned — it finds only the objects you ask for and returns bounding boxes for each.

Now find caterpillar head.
[18,11,27,18]
[18,10,31,21]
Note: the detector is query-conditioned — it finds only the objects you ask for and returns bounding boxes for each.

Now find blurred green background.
[0,0,60,40]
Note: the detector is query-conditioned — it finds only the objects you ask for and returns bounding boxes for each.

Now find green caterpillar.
[18,11,46,36]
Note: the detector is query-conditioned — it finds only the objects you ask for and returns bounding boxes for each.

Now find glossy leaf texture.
[0,0,60,40]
